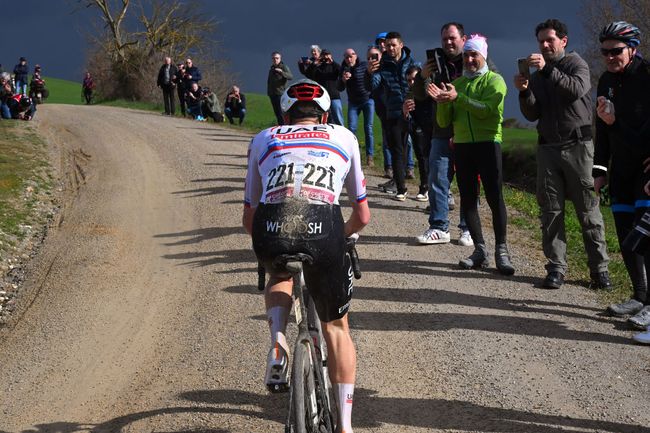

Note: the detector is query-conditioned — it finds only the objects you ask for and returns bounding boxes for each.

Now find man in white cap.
[427,33,515,276]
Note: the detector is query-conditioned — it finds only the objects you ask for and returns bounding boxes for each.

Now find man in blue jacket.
[366,31,418,201]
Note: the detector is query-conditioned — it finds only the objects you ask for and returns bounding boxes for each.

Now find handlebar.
[257,234,362,291]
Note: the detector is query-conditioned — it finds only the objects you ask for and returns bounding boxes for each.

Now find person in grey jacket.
[515,18,611,291]
[267,51,293,125]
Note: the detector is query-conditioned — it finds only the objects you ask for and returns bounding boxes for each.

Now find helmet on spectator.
[599,21,641,47]
[19,96,32,109]
[281,79,330,115]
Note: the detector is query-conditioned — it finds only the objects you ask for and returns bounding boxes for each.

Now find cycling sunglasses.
[600,46,627,56]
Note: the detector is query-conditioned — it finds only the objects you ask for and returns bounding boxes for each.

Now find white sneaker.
[632,328,650,345]
[394,191,408,202]
[416,228,451,245]
[458,230,473,247]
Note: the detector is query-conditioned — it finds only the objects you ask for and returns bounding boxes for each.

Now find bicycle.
[258,236,362,433]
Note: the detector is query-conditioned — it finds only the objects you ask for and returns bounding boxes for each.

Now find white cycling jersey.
[244,123,367,207]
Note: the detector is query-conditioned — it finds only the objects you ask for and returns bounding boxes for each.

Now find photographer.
[1,72,13,119]
[173,63,187,116]
[224,85,246,125]
[338,48,375,166]
[301,48,343,125]
[594,22,650,328]
[185,82,204,120]
[8,94,36,120]
[515,18,610,290]
[181,58,202,89]
[201,87,224,122]
[298,45,321,76]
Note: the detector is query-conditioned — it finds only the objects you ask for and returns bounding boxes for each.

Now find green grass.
[42,76,86,105]
[0,121,54,254]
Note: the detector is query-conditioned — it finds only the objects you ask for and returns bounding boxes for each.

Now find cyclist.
[243,78,370,433]
[593,21,650,329]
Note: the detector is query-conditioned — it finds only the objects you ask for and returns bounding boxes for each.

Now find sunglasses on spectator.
[600,46,627,56]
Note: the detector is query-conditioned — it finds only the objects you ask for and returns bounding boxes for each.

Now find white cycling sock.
[335,383,354,433]
[267,306,289,352]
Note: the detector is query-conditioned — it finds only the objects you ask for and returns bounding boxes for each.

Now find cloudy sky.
[2,0,600,120]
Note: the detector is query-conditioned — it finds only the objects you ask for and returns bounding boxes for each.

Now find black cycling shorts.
[252,201,353,322]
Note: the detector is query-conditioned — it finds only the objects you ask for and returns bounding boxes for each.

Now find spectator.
[201,87,224,122]
[267,51,293,125]
[593,21,650,327]
[29,65,47,103]
[82,71,95,105]
[224,85,247,125]
[8,94,36,120]
[185,82,204,120]
[413,22,473,246]
[182,58,202,89]
[403,65,432,201]
[515,18,610,290]
[367,46,392,178]
[366,31,418,201]
[431,34,514,275]
[338,48,375,166]
[298,45,321,76]
[300,48,343,125]
[13,57,28,95]
[173,63,187,116]
[375,32,388,53]
[1,72,13,119]
[157,56,178,116]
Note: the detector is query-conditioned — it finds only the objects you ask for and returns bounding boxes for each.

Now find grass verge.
[0,121,55,258]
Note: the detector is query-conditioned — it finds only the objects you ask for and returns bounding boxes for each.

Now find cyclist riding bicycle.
[243,78,370,433]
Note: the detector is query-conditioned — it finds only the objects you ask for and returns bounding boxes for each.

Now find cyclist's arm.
[343,131,370,236]
[345,200,370,237]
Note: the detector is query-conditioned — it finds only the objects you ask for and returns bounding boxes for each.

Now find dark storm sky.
[2,0,593,120]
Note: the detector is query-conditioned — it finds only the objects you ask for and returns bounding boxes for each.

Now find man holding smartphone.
[514,18,611,291]
[366,31,418,201]
[411,22,472,245]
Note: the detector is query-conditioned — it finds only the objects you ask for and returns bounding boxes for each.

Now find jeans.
[225,107,246,124]
[0,102,10,119]
[269,95,283,125]
[16,80,27,95]
[428,137,469,232]
[329,99,344,125]
[187,104,201,118]
[347,99,374,157]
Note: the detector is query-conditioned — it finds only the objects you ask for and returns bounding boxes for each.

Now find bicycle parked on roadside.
[258,236,361,433]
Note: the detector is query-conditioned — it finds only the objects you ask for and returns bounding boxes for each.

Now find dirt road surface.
[1,105,649,433]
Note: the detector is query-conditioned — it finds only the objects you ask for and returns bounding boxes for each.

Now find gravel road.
[0,104,648,433]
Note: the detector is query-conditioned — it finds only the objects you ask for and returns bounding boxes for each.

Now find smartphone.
[301,56,308,63]
[426,49,436,60]
[433,48,451,84]
[517,58,530,79]
[369,53,379,62]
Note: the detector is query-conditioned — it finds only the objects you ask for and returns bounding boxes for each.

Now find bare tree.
[78,0,230,102]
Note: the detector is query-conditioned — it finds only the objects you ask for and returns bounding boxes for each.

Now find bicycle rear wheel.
[292,340,329,433]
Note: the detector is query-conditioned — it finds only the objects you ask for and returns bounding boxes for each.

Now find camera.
[622,210,650,254]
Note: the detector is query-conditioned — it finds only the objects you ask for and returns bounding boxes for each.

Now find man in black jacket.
[267,52,293,125]
[157,56,178,116]
[13,57,29,95]
[302,49,343,125]
[338,48,375,165]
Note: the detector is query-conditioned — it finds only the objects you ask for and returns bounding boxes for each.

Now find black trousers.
[177,85,186,115]
[161,84,175,115]
[269,95,283,125]
[455,141,508,246]
[385,117,408,194]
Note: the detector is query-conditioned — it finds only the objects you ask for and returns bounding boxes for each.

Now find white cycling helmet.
[280,79,331,114]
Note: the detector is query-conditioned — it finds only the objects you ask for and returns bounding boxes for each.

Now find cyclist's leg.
[265,277,292,353]
[322,315,356,433]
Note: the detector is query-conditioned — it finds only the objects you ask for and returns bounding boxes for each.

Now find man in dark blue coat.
[366,31,418,201]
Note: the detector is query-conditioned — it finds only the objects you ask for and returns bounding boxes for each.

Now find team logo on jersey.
[308,150,329,158]
[265,215,323,236]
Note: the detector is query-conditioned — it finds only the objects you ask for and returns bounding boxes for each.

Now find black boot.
[459,243,489,269]
[589,271,613,290]
[495,243,515,275]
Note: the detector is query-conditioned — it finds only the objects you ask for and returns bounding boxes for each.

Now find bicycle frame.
[285,261,334,433]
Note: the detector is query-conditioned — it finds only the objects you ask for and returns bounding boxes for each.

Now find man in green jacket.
[428,34,515,275]
[267,51,293,125]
